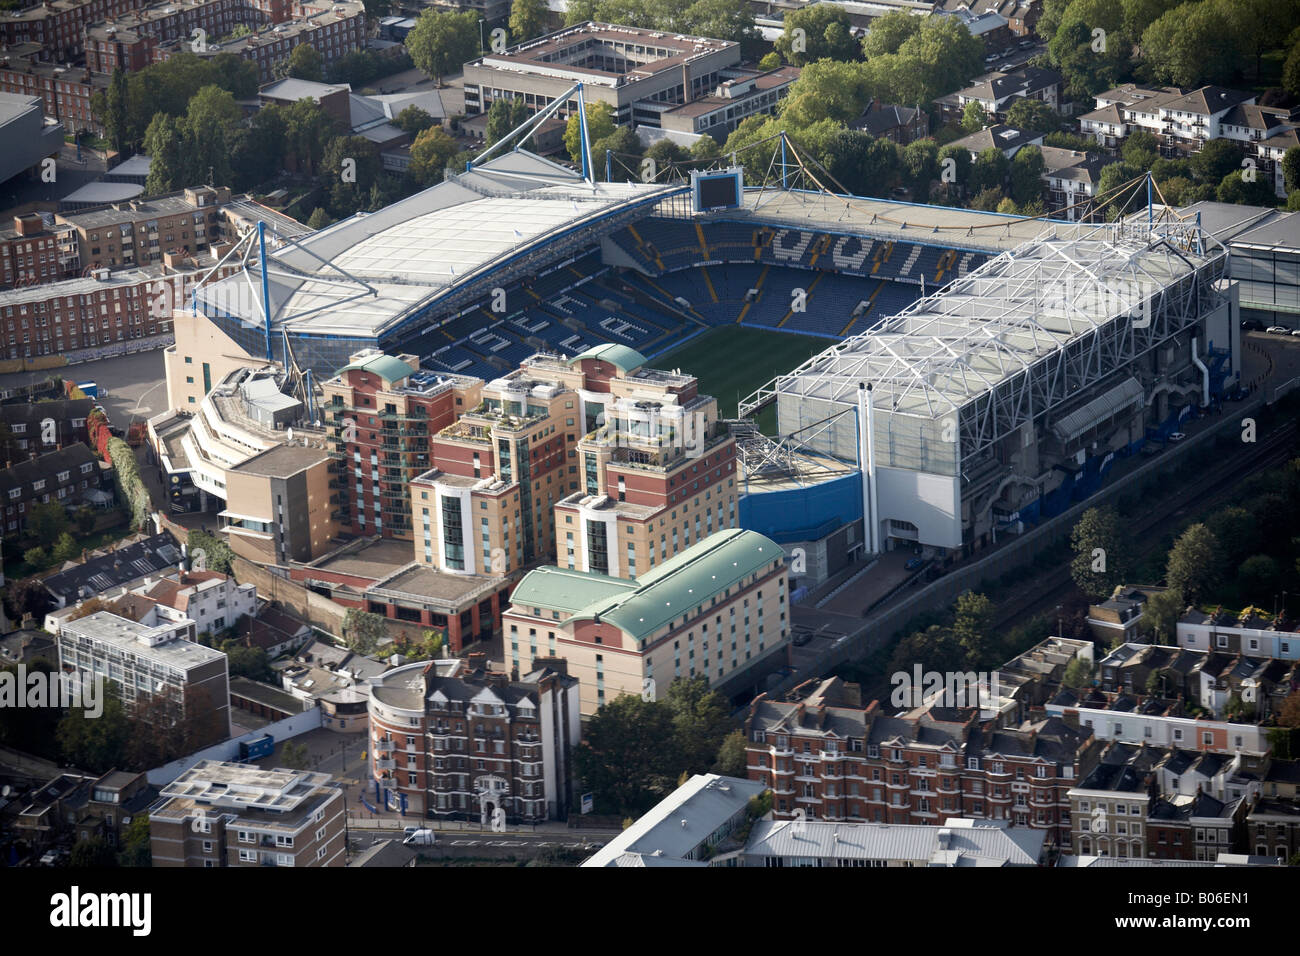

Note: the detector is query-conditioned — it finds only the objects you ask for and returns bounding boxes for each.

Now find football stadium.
[181,115,1240,570]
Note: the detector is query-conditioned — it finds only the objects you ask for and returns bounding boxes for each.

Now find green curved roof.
[567,344,647,374]
[335,353,415,385]
[512,529,784,644]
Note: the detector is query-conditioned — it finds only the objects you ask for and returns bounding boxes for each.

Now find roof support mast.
[465,81,596,185]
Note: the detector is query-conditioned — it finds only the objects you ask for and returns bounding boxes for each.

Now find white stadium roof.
[196,150,681,340]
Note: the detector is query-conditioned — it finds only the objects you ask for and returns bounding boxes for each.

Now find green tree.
[484,96,529,149]
[1063,656,1093,689]
[594,126,644,181]
[952,590,995,664]
[280,740,310,769]
[861,8,921,57]
[564,0,600,25]
[509,0,547,42]
[1096,160,1144,220]
[666,676,736,775]
[51,532,78,564]
[307,207,332,229]
[1286,42,1300,100]
[1190,138,1242,184]
[1166,523,1219,604]
[1121,128,1159,169]
[343,608,386,655]
[824,129,898,197]
[574,694,681,815]
[713,729,748,776]
[961,100,989,133]
[887,624,967,680]
[287,43,323,82]
[691,133,722,162]
[759,51,781,70]
[117,815,152,867]
[324,134,382,218]
[27,500,70,544]
[1004,97,1059,134]
[774,3,860,65]
[563,101,616,166]
[1070,505,1133,599]
[284,98,340,178]
[1140,0,1244,88]
[57,693,131,774]
[1283,146,1300,194]
[1237,553,1281,604]
[1048,0,1128,98]
[394,105,437,137]
[901,138,938,195]
[70,837,118,868]
[104,67,129,155]
[23,546,50,570]
[407,10,481,86]
[1217,169,1279,206]
[1140,587,1183,642]
[1205,505,1260,583]
[1010,144,1046,206]
[937,143,973,198]
[2,577,51,621]
[188,529,234,574]
[684,0,756,48]
[970,146,1009,194]
[408,125,459,185]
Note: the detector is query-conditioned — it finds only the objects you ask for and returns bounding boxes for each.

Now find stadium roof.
[737,186,1109,255]
[766,220,1222,424]
[196,150,683,340]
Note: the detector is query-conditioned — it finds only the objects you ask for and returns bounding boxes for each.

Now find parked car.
[1019,38,1035,48]
[403,828,436,846]
[984,52,1000,63]
[792,631,812,646]
[1168,431,1187,442]
[1266,326,1291,334]
[1291,329,1300,337]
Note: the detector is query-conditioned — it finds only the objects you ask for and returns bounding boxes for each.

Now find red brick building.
[745,676,1101,850]
[0,214,79,288]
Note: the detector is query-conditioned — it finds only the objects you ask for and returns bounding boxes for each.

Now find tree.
[408,125,459,186]
[1063,656,1093,688]
[952,590,995,665]
[406,10,480,87]
[184,83,242,185]
[287,43,323,82]
[509,0,547,42]
[1286,42,1300,100]
[1121,128,1160,168]
[3,577,51,621]
[1004,97,1059,134]
[284,98,340,178]
[887,624,967,679]
[27,500,70,544]
[394,105,437,138]
[666,676,736,775]
[51,532,78,565]
[1237,554,1281,604]
[70,837,118,868]
[1048,0,1128,98]
[1070,505,1133,599]
[221,640,273,681]
[1190,137,1242,184]
[593,125,643,181]
[563,101,616,166]
[961,100,989,133]
[188,530,233,575]
[0,661,61,759]
[281,740,310,769]
[117,815,152,867]
[1217,169,1279,206]
[759,51,781,70]
[1283,146,1300,195]
[1166,523,1219,604]
[774,3,860,65]
[645,137,687,171]
[684,0,756,48]
[343,608,387,655]
[937,143,973,197]
[57,694,131,774]
[24,546,50,570]
[1141,1,1243,88]
[970,146,1009,194]
[713,729,748,776]
[1139,587,1183,642]
[1096,160,1143,219]
[324,135,382,218]
[691,134,722,163]
[861,9,921,57]
[307,207,332,230]
[564,0,600,25]
[104,67,129,155]
[1205,506,1260,583]
[822,129,899,197]
[1010,145,1046,206]
[1281,691,1300,729]
[484,96,529,149]
[574,694,681,815]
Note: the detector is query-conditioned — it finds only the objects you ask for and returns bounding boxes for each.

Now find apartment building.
[367,656,580,822]
[0,398,93,458]
[1086,586,1154,643]
[1039,146,1108,221]
[0,442,103,535]
[462,22,742,127]
[505,528,788,714]
[744,675,1099,849]
[56,609,231,747]
[0,0,139,59]
[322,349,482,541]
[938,66,1062,122]
[135,569,258,635]
[58,187,231,271]
[150,760,345,867]
[41,530,184,607]
[0,213,79,286]
[657,65,800,138]
[1175,606,1300,660]
[1247,759,1300,861]
[0,57,107,135]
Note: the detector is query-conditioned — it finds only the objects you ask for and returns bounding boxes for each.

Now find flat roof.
[231,442,333,478]
[308,538,415,581]
[367,564,503,608]
[59,182,144,205]
[60,611,225,671]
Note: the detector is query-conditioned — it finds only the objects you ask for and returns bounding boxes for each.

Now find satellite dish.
[1,785,10,798]
[286,427,295,443]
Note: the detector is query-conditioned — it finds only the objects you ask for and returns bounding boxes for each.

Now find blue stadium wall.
[739,471,863,544]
